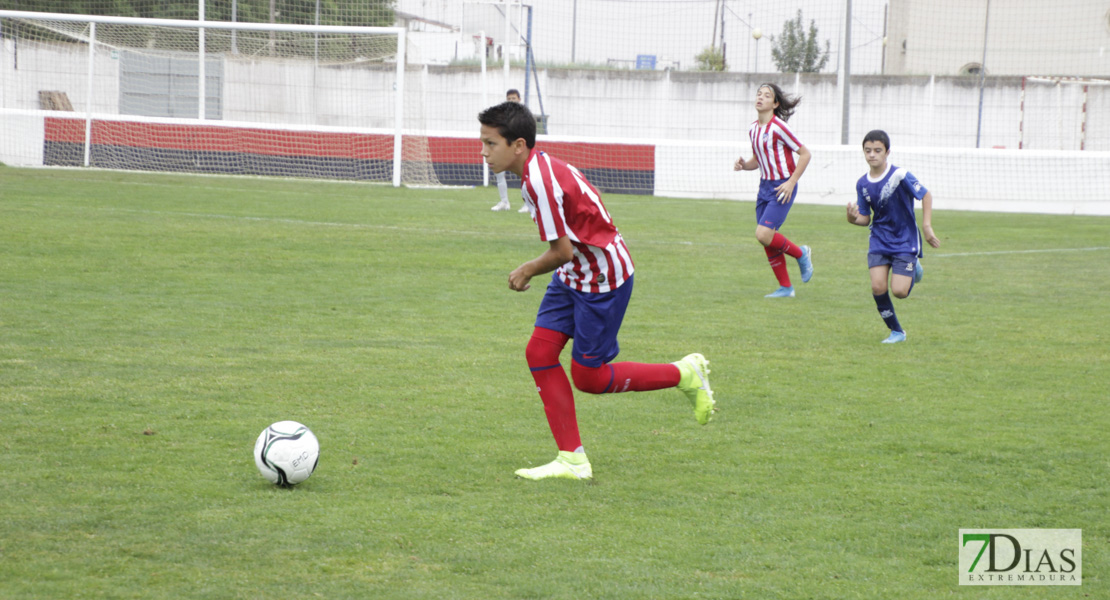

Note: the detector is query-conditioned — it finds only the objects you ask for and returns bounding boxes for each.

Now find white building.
[883,0,1110,76]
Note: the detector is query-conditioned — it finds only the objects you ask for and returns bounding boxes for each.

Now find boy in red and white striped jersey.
[734,83,815,297]
[478,101,716,481]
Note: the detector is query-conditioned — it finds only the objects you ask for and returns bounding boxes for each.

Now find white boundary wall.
[5,38,1108,152]
[4,35,1109,215]
[653,140,1110,216]
[5,108,1109,215]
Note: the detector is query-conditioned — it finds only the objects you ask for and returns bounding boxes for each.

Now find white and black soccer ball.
[254,421,320,486]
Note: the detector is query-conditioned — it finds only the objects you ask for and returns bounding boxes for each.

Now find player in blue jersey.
[846,130,940,343]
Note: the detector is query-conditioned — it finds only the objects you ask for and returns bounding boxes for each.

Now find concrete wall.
[4,42,1110,214]
[885,0,1110,77]
[1,38,119,115]
[5,39,1108,151]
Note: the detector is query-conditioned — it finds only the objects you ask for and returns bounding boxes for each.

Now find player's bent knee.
[570,360,611,395]
[525,328,568,367]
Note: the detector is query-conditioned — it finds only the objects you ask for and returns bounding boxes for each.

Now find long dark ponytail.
[760,83,801,122]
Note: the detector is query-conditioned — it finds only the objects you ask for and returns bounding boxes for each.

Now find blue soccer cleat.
[913,259,924,283]
[798,245,814,283]
[765,286,795,298]
[882,330,907,344]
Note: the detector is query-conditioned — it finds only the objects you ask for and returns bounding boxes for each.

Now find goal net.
[0,10,440,186]
[1020,77,1110,151]
[3,2,1110,214]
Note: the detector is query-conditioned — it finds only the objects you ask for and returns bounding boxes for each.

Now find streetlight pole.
[752,28,761,73]
[975,0,991,148]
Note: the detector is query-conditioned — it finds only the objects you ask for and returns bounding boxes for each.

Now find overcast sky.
[400,0,891,73]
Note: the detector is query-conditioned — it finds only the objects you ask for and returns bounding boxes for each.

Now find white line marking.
[931,247,1109,258]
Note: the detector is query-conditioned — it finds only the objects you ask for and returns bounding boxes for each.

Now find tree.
[695,46,725,72]
[770,10,830,73]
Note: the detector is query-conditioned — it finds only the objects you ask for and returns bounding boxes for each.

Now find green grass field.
[1,166,1107,599]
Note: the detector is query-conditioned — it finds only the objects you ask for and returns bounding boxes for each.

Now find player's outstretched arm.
[509,236,574,292]
[921,192,940,248]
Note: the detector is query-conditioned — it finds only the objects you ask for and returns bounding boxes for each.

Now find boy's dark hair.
[862,129,891,151]
[506,88,520,98]
[760,83,801,121]
[478,101,536,149]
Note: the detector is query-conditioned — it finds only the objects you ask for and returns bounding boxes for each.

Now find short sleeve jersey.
[748,117,803,181]
[521,149,634,294]
[855,164,929,256]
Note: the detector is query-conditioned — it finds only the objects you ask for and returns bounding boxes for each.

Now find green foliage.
[0,0,397,60]
[0,0,395,27]
[694,45,725,71]
[770,9,831,73]
[1,167,1108,598]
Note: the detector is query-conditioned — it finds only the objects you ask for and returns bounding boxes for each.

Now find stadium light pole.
[719,0,726,69]
[838,0,852,144]
[725,6,754,72]
[571,0,577,63]
[975,0,991,148]
[503,0,511,89]
[524,5,532,105]
[752,28,761,73]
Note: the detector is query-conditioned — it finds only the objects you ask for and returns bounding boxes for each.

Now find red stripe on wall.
[535,141,655,171]
[420,137,655,170]
[426,136,483,164]
[44,118,654,170]
[46,117,394,160]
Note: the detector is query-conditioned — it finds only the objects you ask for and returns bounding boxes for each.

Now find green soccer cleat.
[515,451,593,480]
[674,353,715,425]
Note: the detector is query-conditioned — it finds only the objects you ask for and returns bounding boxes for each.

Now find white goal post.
[0,10,410,186]
[1019,76,1110,151]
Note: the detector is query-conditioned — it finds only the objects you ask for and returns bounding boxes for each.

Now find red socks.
[523,327,683,452]
[764,245,792,287]
[764,232,802,287]
[570,360,680,394]
[768,232,803,259]
[525,328,580,452]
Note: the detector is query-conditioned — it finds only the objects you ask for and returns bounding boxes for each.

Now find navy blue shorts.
[755,178,797,229]
[534,273,634,368]
[868,253,917,277]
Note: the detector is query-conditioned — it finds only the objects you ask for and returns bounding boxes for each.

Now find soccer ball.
[253,421,320,486]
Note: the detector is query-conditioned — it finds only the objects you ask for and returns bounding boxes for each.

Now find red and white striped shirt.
[521,149,634,294]
[748,117,804,180]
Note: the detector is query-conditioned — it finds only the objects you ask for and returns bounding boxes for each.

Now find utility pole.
[975,0,991,148]
[839,0,852,144]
